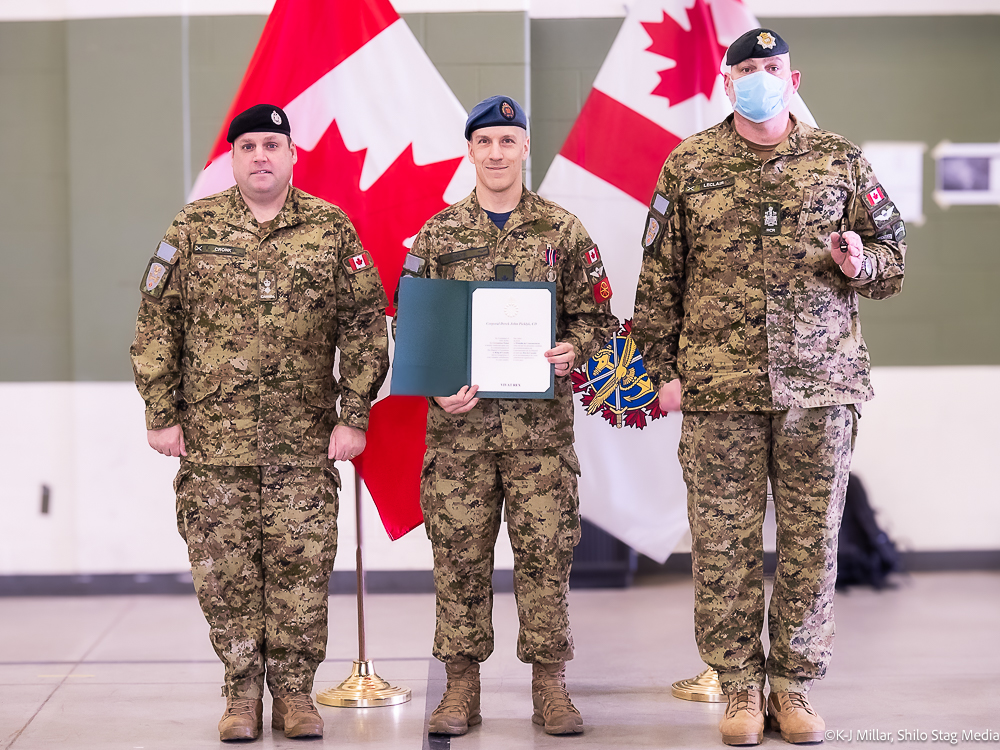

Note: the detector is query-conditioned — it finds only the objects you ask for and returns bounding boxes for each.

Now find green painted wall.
[1,13,997,383]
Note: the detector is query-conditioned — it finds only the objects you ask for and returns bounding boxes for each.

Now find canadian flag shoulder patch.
[344,250,375,274]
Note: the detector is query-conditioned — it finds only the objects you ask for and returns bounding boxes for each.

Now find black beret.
[226,104,291,144]
[464,95,527,141]
[725,28,789,66]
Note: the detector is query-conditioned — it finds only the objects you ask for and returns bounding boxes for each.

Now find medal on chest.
[545,243,557,282]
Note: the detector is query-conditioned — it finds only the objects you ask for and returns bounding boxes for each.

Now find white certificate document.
[470,286,553,395]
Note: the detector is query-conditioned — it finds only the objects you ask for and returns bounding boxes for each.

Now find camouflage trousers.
[678,406,856,695]
[421,446,582,665]
[174,460,340,699]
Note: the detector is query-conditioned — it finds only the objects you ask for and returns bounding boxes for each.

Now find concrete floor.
[1,571,997,749]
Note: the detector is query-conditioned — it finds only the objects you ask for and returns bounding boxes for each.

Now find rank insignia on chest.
[584,245,602,267]
[259,269,277,301]
[345,250,374,273]
[761,202,781,235]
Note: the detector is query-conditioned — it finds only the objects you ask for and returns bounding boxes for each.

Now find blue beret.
[725,28,789,66]
[227,104,291,144]
[464,96,527,141]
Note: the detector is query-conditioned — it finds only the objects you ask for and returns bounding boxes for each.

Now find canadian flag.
[191,0,476,540]
[539,0,815,562]
[349,252,372,272]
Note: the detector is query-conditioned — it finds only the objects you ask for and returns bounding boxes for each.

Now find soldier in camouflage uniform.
[130,104,388,742]
[632,30,905,746]
[396,96,617,736]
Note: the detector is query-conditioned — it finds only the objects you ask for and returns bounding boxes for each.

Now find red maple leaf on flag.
[293,122,463,315]
[641,0,728,106]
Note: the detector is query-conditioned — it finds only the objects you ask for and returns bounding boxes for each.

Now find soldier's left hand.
[830,230,864,277]
[545,342,576,377]
[329,424,367,462]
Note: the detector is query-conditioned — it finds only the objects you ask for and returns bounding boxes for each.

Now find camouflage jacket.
[130,185,389,466]
[632,115,905,411]
[400,188,618,451]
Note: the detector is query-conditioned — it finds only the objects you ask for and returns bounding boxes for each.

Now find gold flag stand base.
[671,667,726,703]
[317,659,412,708]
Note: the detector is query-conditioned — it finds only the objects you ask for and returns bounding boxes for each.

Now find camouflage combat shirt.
[131,185,389,466]
[632,115,906,411]
[401,188,618,451]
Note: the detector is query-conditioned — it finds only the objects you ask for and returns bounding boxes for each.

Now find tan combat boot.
[218,696,262,742]
[272,693,324,738]
[428,657,482,735]
[719,688,764,745]
[768,691,825,744]
[531,662,583,735]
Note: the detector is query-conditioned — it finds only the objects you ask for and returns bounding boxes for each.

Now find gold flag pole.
[317,465,411,708]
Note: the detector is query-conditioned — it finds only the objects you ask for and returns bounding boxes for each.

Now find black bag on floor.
[836,473,900,590]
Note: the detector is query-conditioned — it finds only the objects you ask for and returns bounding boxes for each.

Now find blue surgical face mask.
[731,70,789,123]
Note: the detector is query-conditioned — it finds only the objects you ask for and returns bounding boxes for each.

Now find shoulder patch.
[401,252,428,277]
[861,184,889,211]
[584,245,602,268]
[140,257,173,299]
[649,192,673,220]
[892,220,906,242]
[871,202,900,229]
[155,242,179,264]
[343,250,375,274]
[642,214,662,250]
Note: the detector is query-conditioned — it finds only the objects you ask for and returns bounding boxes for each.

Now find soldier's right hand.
[434,385,480,415]
[147,424,187,457]
[657,379,682,413]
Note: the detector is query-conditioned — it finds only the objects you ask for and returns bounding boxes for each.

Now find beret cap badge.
[271,110,282,125]
[500,101,515,120]
[756,31,776,50]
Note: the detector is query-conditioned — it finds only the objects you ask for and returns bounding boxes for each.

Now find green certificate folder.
[391,276,556,399]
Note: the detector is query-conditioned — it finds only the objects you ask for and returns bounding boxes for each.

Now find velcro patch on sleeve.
[649,191,673,220]
[155,241,180,264]
[401,251,427,277]
[584,245,602,268]
[140,257,173,299]
[343,250,375,274]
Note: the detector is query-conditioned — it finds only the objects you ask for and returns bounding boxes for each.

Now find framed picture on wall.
[932,142,1000,207]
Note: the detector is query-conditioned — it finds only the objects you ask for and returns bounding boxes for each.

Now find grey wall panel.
[186,15,265,184]
[530,17,622,186]
[66,18,187,381]
[403,12,527,113]
[0,22,72,381]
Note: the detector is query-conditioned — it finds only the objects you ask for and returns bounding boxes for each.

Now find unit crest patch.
[571,320,664,430]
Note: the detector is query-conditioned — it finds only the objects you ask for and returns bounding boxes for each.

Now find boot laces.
[225,698,258,717]
[784,692,815,715]
[434,677,477,714]
[281,694,316,713]
[727,690,759,717]
[536,680,575,715]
